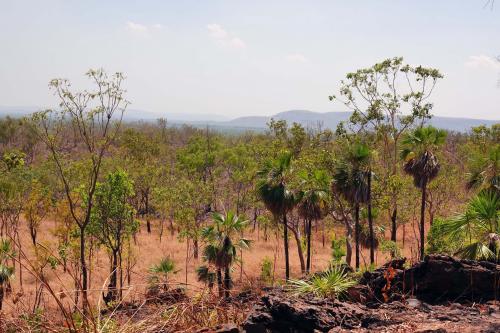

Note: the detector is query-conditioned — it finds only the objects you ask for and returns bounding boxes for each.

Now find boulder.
[360,254,500,303]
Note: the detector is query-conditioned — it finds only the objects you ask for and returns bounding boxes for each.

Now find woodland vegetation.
[0,57,498,332]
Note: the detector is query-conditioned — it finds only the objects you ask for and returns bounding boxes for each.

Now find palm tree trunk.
[306,218,312,274]
[0,285,3,310]
[217,269,223,298]
[367,171,375,265]
[419,181,427,260]
[355,203,360,269]
[283,212,290,280]
[223,266,231,299]
[344,219,353,267]
[145,192,151,233]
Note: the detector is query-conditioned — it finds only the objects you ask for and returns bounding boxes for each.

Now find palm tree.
[0,239,15,310]
[257,152,295,280]
[467,144,499,194]
[149,257,176,292]
[401,126,447,260]
[439,190,499,261]
[297,170,329,274]
[197,211,249,298]
[332,143,370,269]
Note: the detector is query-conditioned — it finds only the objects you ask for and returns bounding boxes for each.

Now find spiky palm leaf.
[256,151,295,216]
[466,145,499,193]
[440,190,499,260]
[287,265,355,299]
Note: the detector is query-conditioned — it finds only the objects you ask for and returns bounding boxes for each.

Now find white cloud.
[465,55,500,70]
[207,23,246,48]
[126,21,148,32]
[286,53,308,63]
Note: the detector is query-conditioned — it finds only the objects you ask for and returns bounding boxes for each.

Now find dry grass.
[0,216,424,331]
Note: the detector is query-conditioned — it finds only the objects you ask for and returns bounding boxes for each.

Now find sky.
[0,0,499,120]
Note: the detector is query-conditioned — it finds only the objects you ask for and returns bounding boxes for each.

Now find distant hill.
[225,110,498,133]
[0,107,497,133]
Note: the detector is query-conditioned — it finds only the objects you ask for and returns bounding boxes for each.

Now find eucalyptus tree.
[296,170,329,274]
[120,128,161,233]
[257,151,295,280]
[30,69,129,314]
[401,125,447,260]
[330,57,443,245]
[88,170,138,303]
[197,211,250,298]
[24,179,52,246]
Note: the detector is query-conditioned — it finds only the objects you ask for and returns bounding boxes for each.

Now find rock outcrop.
[360,254,500,303]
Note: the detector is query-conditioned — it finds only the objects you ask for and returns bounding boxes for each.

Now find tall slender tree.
[332,143,370,269]
[296,170,329,274]
[257,151,295,280]
[31,69,129,315]
[401,125,447,260]
[330,57,443,246]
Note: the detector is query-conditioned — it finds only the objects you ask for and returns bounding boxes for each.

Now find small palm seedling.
[0,239,15,310]
[197,211,250,298]
[149,257,177,293]
[287,264,355,299]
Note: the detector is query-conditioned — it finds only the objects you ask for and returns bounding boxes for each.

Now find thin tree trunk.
[344,219,353,267]
[306,218,312,274]
[290,224,305,274]
[355,203,360,270]
[145,193,151,234]
[390,207,397,243]
[283,212,290,280]
[193,238,199,259]
[79,227,89,314]
[104,249,118,303]
[419,181,427,261]
[367,171,375,265]
[217,269,223,298]
[223,266,231,299]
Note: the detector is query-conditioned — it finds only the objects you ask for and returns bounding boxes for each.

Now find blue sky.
[0,0,499,120]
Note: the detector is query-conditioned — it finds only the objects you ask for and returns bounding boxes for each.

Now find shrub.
[260,256,273,284]
[287,264,355,299]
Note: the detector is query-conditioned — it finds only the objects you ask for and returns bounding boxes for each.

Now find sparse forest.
[0,58,498,332]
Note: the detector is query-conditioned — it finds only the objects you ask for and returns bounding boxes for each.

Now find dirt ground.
[3,217,422,317]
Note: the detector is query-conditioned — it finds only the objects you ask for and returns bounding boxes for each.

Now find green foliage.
[89,170,139,251]
[19,308,45,333]
[197,211,250,295]
[437,190,499,260]
[149,257,177,290]
[331,238,346,262]
[379,240,402,259]
[260,256,273,284]
[287,264,355,299]
[401,126,447,188]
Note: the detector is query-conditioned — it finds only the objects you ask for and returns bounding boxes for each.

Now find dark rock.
[242,292,384,332]
[360,255,500,304]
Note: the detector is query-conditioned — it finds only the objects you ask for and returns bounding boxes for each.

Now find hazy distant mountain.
[0,106,230,122]
[226,110,498,133]
[0,107,497,132]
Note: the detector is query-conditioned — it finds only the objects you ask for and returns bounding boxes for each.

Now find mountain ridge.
[0,107,497,132]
